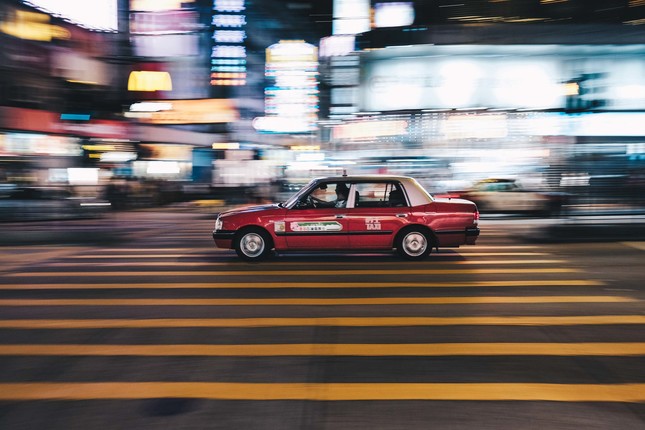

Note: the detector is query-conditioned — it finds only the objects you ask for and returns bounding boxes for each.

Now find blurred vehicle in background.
[0,186,109,222]
[456,178,568,216]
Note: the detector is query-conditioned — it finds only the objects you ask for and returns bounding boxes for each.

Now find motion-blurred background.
[1,0,645,220]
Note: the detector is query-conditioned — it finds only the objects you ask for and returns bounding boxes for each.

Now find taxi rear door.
[347,182,409,249]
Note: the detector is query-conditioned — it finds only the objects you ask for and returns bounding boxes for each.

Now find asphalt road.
[0,209,644,429]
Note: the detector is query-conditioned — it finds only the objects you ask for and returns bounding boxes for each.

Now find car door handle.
[396,213,408,218]
[335,214,346,219]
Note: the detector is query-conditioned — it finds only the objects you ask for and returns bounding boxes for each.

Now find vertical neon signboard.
[253,40,319,133]
[210,0,247,86]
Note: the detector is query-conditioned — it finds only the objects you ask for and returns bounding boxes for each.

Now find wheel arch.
[393,224,438,249]
[234,225,275,250]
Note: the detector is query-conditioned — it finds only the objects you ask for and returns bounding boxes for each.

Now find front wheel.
[235,228,272,261]
[396,229,432,260]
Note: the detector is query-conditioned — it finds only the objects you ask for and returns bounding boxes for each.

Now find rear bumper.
[465,227,480,244]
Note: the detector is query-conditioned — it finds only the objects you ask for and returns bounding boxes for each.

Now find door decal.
[365,218,382,230]
[290,221,343,232]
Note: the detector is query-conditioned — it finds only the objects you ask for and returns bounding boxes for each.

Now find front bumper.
[212,230,236,240]
[212,230,236,249]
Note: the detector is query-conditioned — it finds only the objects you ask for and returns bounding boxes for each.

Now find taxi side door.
[347,181,410,249]
[284,182,349,249]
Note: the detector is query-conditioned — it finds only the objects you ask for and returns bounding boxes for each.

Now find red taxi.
[212,175,480,261]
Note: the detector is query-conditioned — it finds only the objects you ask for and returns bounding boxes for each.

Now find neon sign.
[210,0,247,86]
[254,41,319,134]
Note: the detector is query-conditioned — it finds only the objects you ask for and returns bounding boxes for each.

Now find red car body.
[213,175,480,260]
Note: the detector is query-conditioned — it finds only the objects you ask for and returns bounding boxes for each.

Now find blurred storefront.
[0,106,133,193]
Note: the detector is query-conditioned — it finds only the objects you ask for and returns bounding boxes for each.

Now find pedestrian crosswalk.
[0,227,643,427]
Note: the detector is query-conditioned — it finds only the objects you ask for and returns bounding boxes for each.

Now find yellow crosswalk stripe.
[0,382,643,402]
[622,242,645,251]
[0,280,604,290]
[0,295,631,306]
[8,268,579,277]
[1,343,644,356]
[0,315,642,329]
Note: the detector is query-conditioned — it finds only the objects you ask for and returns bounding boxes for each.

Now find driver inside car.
[306,183,349,208]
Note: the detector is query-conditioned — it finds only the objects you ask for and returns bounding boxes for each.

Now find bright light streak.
[253,117,316,133]
[67,168,99,185]
[23,0,117,31]
[212,46,246,58]
[442,115,508,139]
[213,30,246,43]
[129,102,174,112]
[374,2,415,28]
[615,85,645,99]
[436,60,481,107]
[495,63,562,108]
[212,142,240,149]
[214,0,245,12]
[296,152,325,162]
[212,15,246,27]
[319,36,355,57]
[131,0,194,11]
[99,152,137,163]
[146,161,181,174]
[332,120,408,140]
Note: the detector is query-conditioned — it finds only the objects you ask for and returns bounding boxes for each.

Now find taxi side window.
[297,182,348,209]
[353,182,407,208]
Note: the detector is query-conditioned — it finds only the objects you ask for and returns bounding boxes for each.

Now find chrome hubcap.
[241,233,265,257]
[402,232,427,257]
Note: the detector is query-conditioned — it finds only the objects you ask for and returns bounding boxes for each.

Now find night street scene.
[1,0,645,428]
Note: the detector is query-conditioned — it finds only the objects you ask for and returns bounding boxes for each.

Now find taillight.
[473,210,479,224]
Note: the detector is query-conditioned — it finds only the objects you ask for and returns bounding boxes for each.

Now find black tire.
[234,228,273,261]
[396,228,432,260]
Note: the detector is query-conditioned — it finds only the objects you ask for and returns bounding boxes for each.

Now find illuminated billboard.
[360,45,645,112]
[362,56,566,111]
[22,0,117,32]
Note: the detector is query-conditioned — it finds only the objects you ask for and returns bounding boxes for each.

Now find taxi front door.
[285,207,349,249]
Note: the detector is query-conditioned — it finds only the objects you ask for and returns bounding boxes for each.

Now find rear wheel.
[235,228,272,261]
[396,229,432,260]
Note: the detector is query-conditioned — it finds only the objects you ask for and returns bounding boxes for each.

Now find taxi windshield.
[284,179,318,208]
